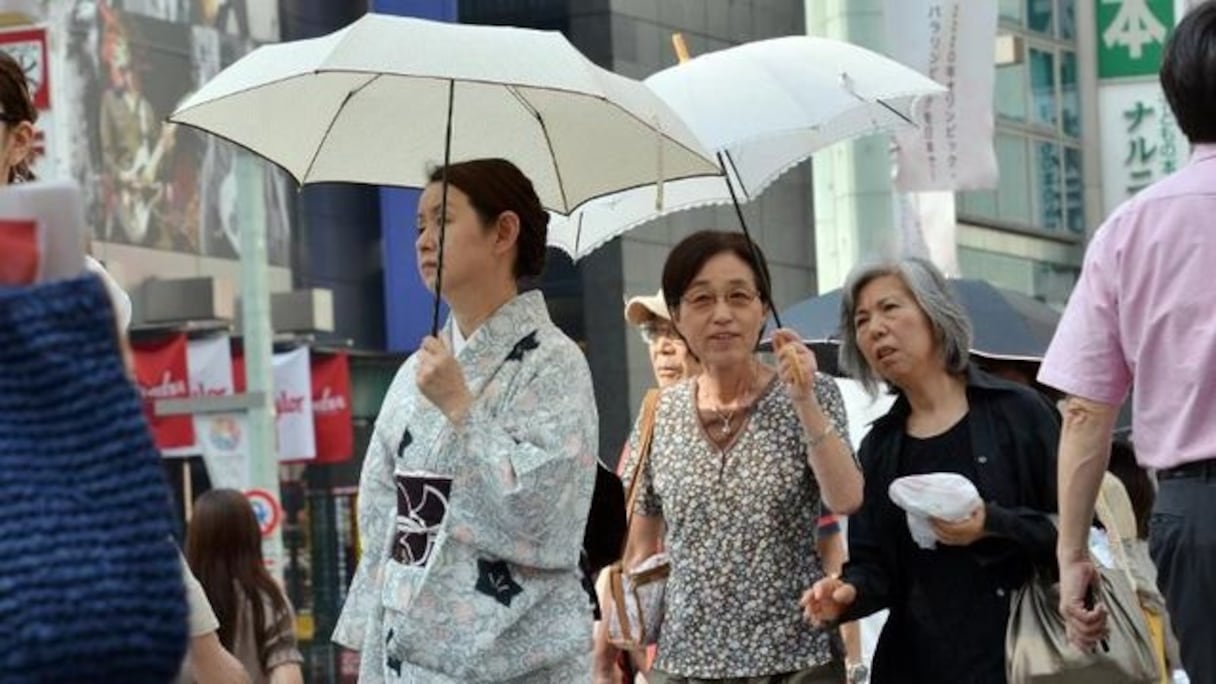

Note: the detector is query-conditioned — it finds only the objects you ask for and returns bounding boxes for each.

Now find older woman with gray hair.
[804,257,1059,684]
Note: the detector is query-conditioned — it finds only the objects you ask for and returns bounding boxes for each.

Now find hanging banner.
[273,347,316,462]
[308,352,354,464]
[897,190,960,276]
[132,333,194,450]
[885,0,1000,191]
[163,334,234,458]
[1095,0,1187,217]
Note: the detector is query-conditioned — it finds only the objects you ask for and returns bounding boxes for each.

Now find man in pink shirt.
[1038,3,1216,680]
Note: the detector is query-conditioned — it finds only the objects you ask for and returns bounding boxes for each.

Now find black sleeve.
[840,433,903,622]
[977,391,1060,570]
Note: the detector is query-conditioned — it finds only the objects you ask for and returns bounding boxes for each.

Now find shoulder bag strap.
[623,388,662,527]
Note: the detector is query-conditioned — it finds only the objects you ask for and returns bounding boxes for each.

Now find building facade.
[810,0,1104,311]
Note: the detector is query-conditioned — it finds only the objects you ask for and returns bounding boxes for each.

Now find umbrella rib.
[301,73,381,182]
[574,210,584,256]
[876,98,915,126]
[508,86,570,212]
[722,150,752,202]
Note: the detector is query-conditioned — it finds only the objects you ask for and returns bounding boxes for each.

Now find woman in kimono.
[333,158,599,683]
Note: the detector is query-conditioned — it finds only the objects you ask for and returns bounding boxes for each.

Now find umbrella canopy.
[169,13,719,213]
[778,279,1062,362]
[548,35,945,260]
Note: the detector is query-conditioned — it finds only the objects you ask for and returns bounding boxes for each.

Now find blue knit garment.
[0,275,188,682]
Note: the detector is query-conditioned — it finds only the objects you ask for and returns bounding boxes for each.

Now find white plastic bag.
[888,473,982,549]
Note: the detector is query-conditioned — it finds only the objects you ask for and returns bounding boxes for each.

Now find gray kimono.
[332,292,599,682]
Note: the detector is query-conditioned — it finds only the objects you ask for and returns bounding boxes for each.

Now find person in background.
[622,230,862,683]
[185,489,304,684]
[1037,4,1216,681]
[593,290,701,683]
[178,551,254,684]
[625,290,702,389]
[806,257,1058,683]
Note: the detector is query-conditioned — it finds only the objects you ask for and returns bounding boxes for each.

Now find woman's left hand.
[771,328,818,401]
[931,505,988,546]
[416,335,473,424]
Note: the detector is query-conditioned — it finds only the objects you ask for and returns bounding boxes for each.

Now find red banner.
[132,333,194,449]
[309,352,353,464]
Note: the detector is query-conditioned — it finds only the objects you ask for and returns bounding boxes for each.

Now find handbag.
[604,389,670,649]
[1095,474,1178,683]
[0,275,188,680]
[1006,514,1159,684]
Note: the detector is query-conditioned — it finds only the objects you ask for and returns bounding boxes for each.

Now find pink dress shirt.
[1039,144,1216,470]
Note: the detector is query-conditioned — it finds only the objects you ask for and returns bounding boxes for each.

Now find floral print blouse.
[621,372,852,678]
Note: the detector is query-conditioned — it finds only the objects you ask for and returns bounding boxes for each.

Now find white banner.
[886,0,1000,191]
[177,335,252,491]
[1097,81,1185,216]
[897,190,960,276]
[163,335,233,458]
[273,347,316,462]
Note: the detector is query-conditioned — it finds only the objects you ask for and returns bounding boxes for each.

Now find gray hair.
[837,257,972,396]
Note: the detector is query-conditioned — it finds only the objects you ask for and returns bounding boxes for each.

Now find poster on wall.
[47,1,290,263]
[0,26,50,108]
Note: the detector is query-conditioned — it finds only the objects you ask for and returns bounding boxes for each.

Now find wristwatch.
[847,661,870,684]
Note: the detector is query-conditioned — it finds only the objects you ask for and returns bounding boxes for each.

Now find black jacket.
[841,366,1060,682]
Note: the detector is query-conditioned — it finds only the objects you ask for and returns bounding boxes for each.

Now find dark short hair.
[427,158,548,279]
[1108,440,1154,540]
[661,230,773,314]
[1161,0,1216,144]
[0,50,37,183]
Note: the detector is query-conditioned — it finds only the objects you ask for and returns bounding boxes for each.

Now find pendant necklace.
[712,406,735,437]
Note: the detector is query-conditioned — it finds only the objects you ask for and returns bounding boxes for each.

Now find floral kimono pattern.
[332,291,599,683]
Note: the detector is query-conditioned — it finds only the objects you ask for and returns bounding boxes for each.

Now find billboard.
[51,0,290,265]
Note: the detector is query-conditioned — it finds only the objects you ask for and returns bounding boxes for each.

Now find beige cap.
[623,290,670,326]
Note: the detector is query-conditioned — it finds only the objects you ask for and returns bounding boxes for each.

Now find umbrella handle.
[431,80,456,339]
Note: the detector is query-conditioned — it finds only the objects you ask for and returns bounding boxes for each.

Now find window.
[1029,48,1058,128]
[1026,0,1054,36]
[1061,51,1081,138]
[996,133,1033,225]
[1033,140,1063,230]
[996,60,1028,122]
[1064,146,1085,234]
[1001,0,1024,22]
[1058,0,1076,40]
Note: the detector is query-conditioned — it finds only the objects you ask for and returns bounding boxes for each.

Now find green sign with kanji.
[1096,0,1174,78]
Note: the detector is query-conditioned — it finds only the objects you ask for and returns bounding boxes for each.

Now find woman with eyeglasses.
[618,230,863,684]
[593,291,700,683]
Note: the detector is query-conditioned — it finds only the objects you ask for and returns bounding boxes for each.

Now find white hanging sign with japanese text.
[885,0,1000,191]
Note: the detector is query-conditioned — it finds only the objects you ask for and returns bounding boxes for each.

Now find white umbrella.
[548,35,945,261]
[169,13,718,331]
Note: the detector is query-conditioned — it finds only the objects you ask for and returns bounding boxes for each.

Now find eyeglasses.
[639,323,684,345]
[680,288,761,313]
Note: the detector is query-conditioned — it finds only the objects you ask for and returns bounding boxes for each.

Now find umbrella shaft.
[717,151,783,331]
[432,80,456,338]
